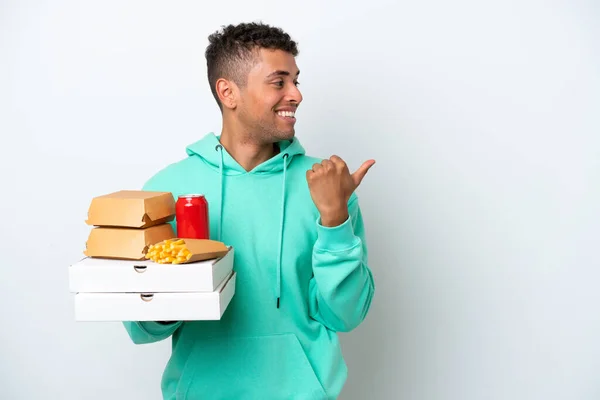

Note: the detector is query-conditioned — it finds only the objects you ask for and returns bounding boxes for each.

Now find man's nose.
[286,84,303,104]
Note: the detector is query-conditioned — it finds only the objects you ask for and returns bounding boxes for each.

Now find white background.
[1,0,599,399]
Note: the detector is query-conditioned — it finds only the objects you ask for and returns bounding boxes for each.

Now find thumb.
[351,159,376,187]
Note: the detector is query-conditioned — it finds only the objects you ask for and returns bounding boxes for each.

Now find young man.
[123,22,375,400]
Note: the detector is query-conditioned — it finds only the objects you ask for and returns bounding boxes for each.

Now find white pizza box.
[69,247,234,293]
[73,272,236,321]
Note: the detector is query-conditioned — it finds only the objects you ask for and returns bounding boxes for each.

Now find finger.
[329,155,347,170]
[321,159,334,170]
[351,159,376,187]
[312,163,322,172]
[306,169,314,181]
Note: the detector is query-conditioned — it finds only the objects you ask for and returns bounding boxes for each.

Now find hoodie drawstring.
[214,144,288,309]
[215,144,224,242]
[276,153,288,308]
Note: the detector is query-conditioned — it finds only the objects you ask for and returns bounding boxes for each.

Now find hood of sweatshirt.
[185,132,306,176]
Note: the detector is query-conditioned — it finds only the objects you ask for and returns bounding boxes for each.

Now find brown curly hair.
[205,22,299,110]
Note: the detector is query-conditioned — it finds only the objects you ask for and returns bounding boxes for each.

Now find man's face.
[236,48,303,143]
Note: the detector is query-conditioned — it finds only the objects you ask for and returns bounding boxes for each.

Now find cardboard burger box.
[84,190,177,260]
[71,190,237,321]
[85,190,176,228]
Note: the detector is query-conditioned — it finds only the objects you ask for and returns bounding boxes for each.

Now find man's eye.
[273,80,300,88]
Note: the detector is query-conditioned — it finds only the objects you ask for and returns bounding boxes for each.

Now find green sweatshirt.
[123,132,375,399]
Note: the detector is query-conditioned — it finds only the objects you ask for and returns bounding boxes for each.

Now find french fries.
[145,238,193,264]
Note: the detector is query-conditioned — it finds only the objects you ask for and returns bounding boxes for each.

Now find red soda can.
[176,194,209,239]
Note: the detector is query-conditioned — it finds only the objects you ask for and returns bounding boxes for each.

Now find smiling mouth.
[276,110,296,118]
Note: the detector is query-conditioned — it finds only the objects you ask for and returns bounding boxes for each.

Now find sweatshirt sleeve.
[123,321,183,344]
[308,195,375,332]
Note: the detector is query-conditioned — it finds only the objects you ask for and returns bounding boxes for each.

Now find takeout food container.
[146,238,230,264]
[84,223,176,260]
[73,271,237,321]
[85,190,176,228]
[70,247,234,293]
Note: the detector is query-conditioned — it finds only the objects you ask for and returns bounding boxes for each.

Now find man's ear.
[216,78,237,110]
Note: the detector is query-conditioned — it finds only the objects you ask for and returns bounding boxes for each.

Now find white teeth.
[277,111,295,118]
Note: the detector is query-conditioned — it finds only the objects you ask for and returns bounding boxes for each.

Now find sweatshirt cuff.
[137,321,181,336]
[315,216,360,252]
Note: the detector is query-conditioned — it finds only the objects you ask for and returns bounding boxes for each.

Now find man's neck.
[219,125,278,172]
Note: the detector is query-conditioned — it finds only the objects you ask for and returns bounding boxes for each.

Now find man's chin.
[275,129,295,141]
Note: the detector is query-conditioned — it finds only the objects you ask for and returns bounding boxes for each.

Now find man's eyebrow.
[266,70,301,79]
